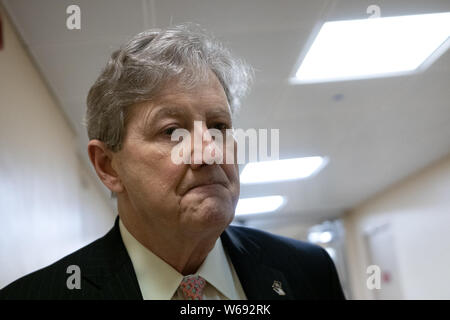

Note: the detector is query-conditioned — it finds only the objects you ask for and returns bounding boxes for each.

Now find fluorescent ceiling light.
[307,231,333,244]
[240,156,328,184]
[292,12,450,83]
[319,231,333,243]
[235,195,285,216]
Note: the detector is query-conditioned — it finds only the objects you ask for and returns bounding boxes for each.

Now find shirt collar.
[197,234,240,300]
[119,218,237,300]
[119,219,182,299]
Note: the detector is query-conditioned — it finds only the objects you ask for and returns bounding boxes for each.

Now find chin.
[193,198,234,229]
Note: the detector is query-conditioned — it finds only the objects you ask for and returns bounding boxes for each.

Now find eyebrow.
[205,109,232,121]
[145,104,232,125]
[146,105,186,125]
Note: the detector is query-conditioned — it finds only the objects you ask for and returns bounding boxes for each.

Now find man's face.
[112,73,240,237]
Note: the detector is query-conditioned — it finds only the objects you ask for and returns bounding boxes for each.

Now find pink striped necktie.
[179,275,206,300]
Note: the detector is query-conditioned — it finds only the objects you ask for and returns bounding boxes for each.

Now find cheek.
[120,147,182,196]
[157,163,185,194]
[143,152,184,194]
[221,135,239,185]
[224,163,240,209]
[222,163,240,190]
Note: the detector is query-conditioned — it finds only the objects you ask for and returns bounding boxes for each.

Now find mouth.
[185,183,226,195]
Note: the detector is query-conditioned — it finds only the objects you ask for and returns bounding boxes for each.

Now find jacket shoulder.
[226,224,325,257]
[224,225,346,299]
[0,232,109,300]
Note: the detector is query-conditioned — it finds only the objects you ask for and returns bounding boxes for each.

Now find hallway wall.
[0,7,115,288]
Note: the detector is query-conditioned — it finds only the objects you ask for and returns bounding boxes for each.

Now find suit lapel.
[221,227,294,300]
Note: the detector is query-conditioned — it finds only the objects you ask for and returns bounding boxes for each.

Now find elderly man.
[1,24,345,300]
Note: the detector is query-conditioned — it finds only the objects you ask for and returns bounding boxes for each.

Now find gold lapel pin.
[272,280,286,296]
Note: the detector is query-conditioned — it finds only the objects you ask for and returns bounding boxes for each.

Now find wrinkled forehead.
[125,71,232,128]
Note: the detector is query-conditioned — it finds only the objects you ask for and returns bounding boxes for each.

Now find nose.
[190,121,223,170]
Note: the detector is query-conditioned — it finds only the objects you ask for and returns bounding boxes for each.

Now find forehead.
[128,73,231,125]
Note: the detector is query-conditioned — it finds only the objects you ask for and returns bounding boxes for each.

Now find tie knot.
[179,275,206,300]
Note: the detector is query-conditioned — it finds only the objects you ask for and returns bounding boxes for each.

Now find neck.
[118,204,223,276]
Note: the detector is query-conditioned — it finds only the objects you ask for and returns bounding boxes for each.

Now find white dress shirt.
[119,219,247,300]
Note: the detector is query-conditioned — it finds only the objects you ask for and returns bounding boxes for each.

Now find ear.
[87,140,124,193]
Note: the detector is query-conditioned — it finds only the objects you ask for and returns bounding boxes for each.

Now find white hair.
[85,23,253,151]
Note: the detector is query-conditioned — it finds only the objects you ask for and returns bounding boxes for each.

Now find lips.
[185,180,227,195]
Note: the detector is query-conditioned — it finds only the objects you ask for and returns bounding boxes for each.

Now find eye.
[162,126,178,136]
[211,122,230,131]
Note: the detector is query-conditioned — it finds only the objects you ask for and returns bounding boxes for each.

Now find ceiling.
[2,0,450,224]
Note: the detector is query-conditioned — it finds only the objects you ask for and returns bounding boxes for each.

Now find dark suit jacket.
[0,216,345,300]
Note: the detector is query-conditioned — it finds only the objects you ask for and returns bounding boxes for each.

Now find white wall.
[0,7,115,288]
[344,153,450,299]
